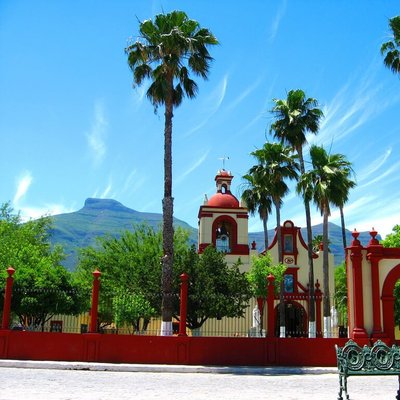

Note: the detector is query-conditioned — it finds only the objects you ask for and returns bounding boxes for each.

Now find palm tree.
[270,89,323,338]
[250,142,299,337]
[241,171,273,251]
[297,145,355,337]
[337,170,356,250]
[381,16,400,75]
[125,11,218,335]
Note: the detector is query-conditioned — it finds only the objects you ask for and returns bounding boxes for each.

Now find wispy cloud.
[175,150,210,186]
[86,100,108,167]
[140,199,159,213]
[357,147,392,183]
[121,169,147,195]
[19,203,76,221]
[312,63,400,147]
[183,75,228,137]
[225,77,264,112]
[13,171,33,205]
[268,0,287,43]
[358,160,400,190]
[130,85,147,111]
[100,181,113,198]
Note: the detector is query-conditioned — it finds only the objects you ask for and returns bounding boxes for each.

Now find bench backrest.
[336,340,400,375]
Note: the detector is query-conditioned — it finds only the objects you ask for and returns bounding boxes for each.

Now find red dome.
[207,192,239,208]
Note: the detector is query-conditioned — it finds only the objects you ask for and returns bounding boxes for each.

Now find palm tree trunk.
[161,77,174,336]
[340,205,347,250]
[298,147,316,338]
[322,206,331,338]
[262,215,269,251]
[275,200,285,338]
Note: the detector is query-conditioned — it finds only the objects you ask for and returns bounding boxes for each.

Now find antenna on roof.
[218,155,230,170]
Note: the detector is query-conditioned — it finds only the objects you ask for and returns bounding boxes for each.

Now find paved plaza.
[0,361,398,400]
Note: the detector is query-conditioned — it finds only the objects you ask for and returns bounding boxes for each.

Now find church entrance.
[275,301,307,337]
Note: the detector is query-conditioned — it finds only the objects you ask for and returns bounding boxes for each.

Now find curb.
[0,359,337,375]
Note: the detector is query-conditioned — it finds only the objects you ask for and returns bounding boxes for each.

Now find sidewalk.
[0,359,338,375]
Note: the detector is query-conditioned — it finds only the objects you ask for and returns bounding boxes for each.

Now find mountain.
[49,198,197,270]
[49,198,378,270]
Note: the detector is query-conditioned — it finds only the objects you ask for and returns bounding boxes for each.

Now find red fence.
[0,330,356,366]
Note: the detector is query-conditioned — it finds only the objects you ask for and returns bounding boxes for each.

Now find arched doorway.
[275,301,307,337]
[382,264,400,342]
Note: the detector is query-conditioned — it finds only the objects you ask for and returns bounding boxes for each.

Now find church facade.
[197,169,335,337]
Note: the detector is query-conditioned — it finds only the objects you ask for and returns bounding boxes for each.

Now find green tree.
[247,253,286,298]
[173,245,252,332]
[381,225,400,327]
[112,292,156,334]
[334,262,348,327]
[249,142,298,337]
[297,145,355,337]
[0,202,83,331]
[270,89,323,337]
[125,11,218,335]
[382,225,400,247]
[76,224,190,331]
[247,252,286,335]
[241,171,272,251]
[381,16,400,75]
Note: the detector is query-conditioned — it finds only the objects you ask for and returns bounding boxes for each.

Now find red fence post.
[89,269,101,333]
[1,266,15,330]
[178,273,189,336]
[267,274,275,337]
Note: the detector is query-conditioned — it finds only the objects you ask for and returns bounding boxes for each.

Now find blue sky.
[1,0,399,238]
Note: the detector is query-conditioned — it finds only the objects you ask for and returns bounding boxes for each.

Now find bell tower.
[198,169,251,270]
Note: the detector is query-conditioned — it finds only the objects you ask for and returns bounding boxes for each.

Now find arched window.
[216,221,231,253]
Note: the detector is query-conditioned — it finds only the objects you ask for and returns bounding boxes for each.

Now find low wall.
[0,330,356,366]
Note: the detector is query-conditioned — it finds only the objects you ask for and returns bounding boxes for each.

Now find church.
[197,168,335,337]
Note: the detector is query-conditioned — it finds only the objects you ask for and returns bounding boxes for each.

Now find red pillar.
[267,274,275,337]
[178,273,189,336]
[89,269,101,333]
[349,231,368,338]
[367,228,385,338]
[315,280,322,337]
[382,295,396,343]
[1,266,15,330]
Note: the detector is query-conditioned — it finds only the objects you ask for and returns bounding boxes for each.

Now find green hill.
[49,198,197,270]
[49,198,377,270]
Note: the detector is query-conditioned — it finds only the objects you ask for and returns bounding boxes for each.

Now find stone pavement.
[0,360,397,400]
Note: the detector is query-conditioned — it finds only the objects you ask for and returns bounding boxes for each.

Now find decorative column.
[366,228,385,338]
[1,267,15,330]
[349,230,368,338]
[89,269,101,333]
[178,273,189,337]
[315,280,322,338]
[267,274,275,337]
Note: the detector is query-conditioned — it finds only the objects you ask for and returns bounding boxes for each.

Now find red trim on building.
[381,263,400,342]
[366,244,385,338]
[348,232,368,338]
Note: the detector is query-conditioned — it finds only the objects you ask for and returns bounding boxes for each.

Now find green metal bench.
[335,339,400,400]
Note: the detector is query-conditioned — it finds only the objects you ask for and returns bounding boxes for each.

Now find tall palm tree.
[250,142,299,337]
[241,171,273,251]
[337,168,356,250]
[381,16,400,76]
[297,145,355,337]
[270,89,323,338]
[125,11,218,335]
